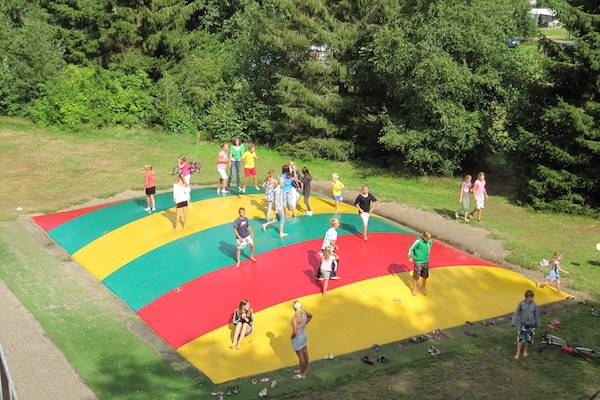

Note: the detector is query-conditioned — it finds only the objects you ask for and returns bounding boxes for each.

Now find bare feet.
[363,236,368,241]
[280,233,289,238]
[236,344,240,350]
[235,261,240,267]
[250,256,257,262]
[523,351,528,357]
[229,344,235,349]
[514,354,520,360]
[331,276,340,280]
[322,292,328,296]
[411,290,417,296]
[421,288,428,295]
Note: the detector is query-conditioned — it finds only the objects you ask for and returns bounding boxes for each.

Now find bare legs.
[537,279,562,295]
[235,242,256,267]
[262,219,288,238]
[229,322,250,350]
[173,206,187,231]
[294,347,309,377]
[362,224,368,240]
[146,194,155,210]
[514,341,528,360]
[411,277,428,296]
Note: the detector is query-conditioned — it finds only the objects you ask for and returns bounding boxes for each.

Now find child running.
[470,172,488,222]
[317,246,339,296]
[317,218,341,280]
[354,185,377,240]
[216,143,230,195]
[261,178,289,238]
[172,174,190,232]
[455,174,472,222]
[537,252,569,295]
[241,144,262,192]
[234,207,256,267]
[331,173,345,211]
[511,290,539,360]
[408,232,433,296]
[178,156,191,185]
[144,164,156,212]
[263,170,276,219]
[301,167,313,216]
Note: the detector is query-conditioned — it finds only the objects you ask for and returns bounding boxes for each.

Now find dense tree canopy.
[0,0,598,213]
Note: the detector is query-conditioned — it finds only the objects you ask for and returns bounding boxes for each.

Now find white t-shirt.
[173,183,191,204]
[321,228,337,249]
[320,255,335,272]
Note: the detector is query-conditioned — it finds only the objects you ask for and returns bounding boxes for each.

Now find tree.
[509,0,600,213]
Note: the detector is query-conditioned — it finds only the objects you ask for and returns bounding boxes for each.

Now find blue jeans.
[228,160,241,188]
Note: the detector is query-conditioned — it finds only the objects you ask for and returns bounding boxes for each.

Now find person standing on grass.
[144,164,156,213]
[331,173,345,211]
[234,207,256,267]
[261,178,289,238]
[216,143,230,195]
[511,290,539,360]
[537,252,569,295]
[263,170,276,220]
[301,167,313,216]
[470,172,488,222]
[172,174,190,232]
[455,175,472,222]
[229,299,254,350]
[291,301,312,379]
[228,137,245,192]
[178,155,191,185]
[408,232,433,296]
[354,185,377,240]
[241,144,262,192]
[317,246,339,296]
[316,218,341,280]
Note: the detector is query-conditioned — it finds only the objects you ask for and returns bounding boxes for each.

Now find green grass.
[1,117,599,399]
[539,27,572,41]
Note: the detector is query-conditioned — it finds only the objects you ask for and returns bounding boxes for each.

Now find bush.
[277,138,355,162]
[28,65,154,128]
[199,99,250,143]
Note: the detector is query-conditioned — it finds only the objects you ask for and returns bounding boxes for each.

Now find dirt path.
[0,279,97,400]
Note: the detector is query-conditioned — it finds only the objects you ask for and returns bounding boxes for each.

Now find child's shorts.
[320,269,331,280]
[244,167,256,177]
[360,212,370,226]
[461,197,470,212]
[217,167,227,180]
[176,201,188,208]
[236,236,254,250]
[145,186,156,195]
[333,195,343,201]
[476,197,485,210]
[517,324,536,343]
[413,262,429,280]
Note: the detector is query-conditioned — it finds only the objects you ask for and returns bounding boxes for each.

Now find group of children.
[217,138,262,195]
[455,172,488,223]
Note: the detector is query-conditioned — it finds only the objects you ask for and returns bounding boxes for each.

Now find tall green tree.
[510,0,600,213]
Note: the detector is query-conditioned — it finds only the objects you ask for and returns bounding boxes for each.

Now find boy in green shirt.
[408,232,433,296]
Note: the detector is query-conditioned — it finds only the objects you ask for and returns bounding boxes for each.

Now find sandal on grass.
[371,344,382,351]
[292,374,306,380]
[464,329,479,337]
[259,388,268,397]
[439,330,450,339]
[251,379,258,385]
[270,380,277,390]
[259,377,270,383]
[360,355,374,365]
[376,355,389,364]
[232,385,240,394]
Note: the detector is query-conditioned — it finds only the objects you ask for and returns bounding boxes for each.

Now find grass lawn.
[539,27,572,41]
[1,117,599,399]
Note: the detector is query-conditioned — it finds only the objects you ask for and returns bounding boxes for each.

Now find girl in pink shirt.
[178,156,191,185]
[470,172,488,222]
[144,164,156,212]
[217,143,230,195]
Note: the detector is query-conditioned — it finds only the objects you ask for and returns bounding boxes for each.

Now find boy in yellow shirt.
[331,173,345,211]
[241,144,262,192]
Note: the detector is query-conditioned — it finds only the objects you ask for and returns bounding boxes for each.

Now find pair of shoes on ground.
[427,345,440,357]
[361,355,389,365]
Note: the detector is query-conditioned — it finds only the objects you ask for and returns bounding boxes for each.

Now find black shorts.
[176,201,188,208]
[413,262,429,280]
[145,186,156,195]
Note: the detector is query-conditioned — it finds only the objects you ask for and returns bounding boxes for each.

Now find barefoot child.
[217,143,230,195]
[317,218,341,279]
[301,167,313,216]
[234,207,256,267]
[331,173,345,211]
[354,185,377,240]
[511,290,538,360]
[262,178,289,238]
[470,172,488,222]
[172,174,190,232]
[229,299,254,350]
[455,175,472,222]
[537,252,569,295]
[228,137,245,192]
[317,246,339,296]
[408,232,432,296]
[263,170,276,219]
[144,164,156,212]
[241,144,262,192]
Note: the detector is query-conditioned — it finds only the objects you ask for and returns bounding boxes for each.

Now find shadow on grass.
[588,260,600,267]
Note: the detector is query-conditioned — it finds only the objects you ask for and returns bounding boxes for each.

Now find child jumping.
[455,174,472,222]
[261,178,289,238]
[144,164,156,212]
[263,170,276,219]
[317,246,339,296]
[217,143,230,195]
[470,172,488,223]
[241,144,262,192]
[408,232,433,296]
[511,290,539,360]
[537,252,569,295]
[331,173,345,211]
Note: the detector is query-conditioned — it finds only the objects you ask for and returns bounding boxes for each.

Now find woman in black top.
[301,167,313,215]
[354,185,377,240]
[229,299,254,350]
